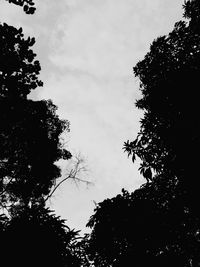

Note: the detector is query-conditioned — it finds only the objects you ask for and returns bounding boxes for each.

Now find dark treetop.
[0,2,91,267]
[87,1,200,266]
[0,23,71,211]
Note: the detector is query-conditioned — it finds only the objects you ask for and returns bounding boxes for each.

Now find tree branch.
[44,154,93,202]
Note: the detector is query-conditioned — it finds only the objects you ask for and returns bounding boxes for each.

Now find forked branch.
[44,154,92,202]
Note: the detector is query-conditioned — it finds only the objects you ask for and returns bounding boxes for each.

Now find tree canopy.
[124,0,200,200]
[0,206,83,267]
[87,0,200,266]
[87,180,200,266]
[0,22,72,211]
[0,2,91,266]
[0,0,101,265]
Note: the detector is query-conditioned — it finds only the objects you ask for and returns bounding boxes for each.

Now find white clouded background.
[1,0,183,232]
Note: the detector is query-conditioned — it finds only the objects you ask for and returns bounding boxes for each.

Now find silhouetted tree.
[87,0,200,266]
[124,0,200,206]
[2,207,83,267]
[5,0,36,14]
[87,178,200,266]
[0,2,91,267]
[0,23,71,211]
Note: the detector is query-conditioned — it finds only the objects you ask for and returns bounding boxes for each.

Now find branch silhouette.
[45,154,93,203]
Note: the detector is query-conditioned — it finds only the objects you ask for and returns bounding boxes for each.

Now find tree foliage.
[0,23,42,99]
[0,98,71,209]
[87,178,200,266]
[5,0,36,14]
[0,23,72,211]
[0,2,92,267]
[87,0,200,266]
[1,207,82,267]
[123,0,200,196]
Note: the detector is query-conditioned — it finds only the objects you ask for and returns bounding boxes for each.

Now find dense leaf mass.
[124,1,200,189]
[0,98,71,207]
[87,179,200,267]
[1,207,82,267]
[0,23,42,99]
[87,1,200,266]
[0,23,71,209]
[0,3,89,267]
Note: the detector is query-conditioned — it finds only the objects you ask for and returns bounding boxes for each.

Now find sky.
[0,0,183,233]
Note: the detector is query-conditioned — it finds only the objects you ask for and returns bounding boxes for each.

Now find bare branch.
[44,153,93,202]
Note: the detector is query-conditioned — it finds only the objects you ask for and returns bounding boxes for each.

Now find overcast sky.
[1,0,183,233]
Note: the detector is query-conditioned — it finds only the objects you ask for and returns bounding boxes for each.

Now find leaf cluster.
[5,0,36,14]
[0,23,42,99]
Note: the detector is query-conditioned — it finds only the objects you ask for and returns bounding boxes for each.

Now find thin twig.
[44,154,92,202]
